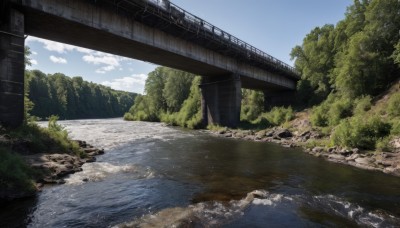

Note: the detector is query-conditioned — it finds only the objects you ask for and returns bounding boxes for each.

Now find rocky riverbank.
[24,140,104,186]
[0,136,104,201]
[209,127,400,177]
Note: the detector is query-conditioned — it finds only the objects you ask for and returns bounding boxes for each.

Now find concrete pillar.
[0,7,25,127]
[263,90,296,111]
[200,74,241,128]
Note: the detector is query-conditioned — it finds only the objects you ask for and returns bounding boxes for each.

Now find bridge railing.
[112,0,300,78]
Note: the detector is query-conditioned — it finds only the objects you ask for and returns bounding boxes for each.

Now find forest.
[24,68,136,120]
[125,0,400,151]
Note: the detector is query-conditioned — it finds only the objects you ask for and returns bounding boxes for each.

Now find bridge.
[0,0,299,128]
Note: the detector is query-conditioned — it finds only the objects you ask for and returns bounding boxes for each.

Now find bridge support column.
[263,90,296,111]
[200,74,241,128]
[0,7,25,127]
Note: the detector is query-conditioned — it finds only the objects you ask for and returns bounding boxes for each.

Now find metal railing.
[108,0,300,79]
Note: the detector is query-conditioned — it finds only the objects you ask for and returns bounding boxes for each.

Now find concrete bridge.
[0,0,299,128]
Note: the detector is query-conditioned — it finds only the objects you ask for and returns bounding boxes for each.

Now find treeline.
[124,67,202,128]
[124,66,294,129]
[289,0,400,150]
[26,70,136,119]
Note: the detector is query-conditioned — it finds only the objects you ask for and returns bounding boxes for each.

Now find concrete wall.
[0,8,25,127]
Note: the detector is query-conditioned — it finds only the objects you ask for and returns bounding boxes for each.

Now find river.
[2,118,400,227]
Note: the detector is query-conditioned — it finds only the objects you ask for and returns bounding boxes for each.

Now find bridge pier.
[0,7,25,128]
[200,74,241,128]
[263,90,296,111]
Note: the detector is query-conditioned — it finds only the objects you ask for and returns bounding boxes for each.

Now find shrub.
[331,115,391,150]
[391,120,400,135]
[327,97,352,126]
[387,93,400,117]
[353,96,372,116]
[0,147,35,190]
[310,104,329,127]
[261,106,294,126]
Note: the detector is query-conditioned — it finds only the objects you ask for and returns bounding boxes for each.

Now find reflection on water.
[2,119,400,227]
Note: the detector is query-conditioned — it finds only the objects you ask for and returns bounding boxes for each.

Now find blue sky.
[26,0,351,94]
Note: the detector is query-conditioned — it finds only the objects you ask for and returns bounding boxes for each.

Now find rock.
[224,133,233,138]
[328,154,346,161]
[346,153,359,161]
[312,147,324,153]
[338,149,353,156]
[390,137,400,152]
[355,157,375,165]
[276,129,292,138]
[265,130,274,137]
[218,130,226,135]
[328,147,337,153]
[85,157,96,163]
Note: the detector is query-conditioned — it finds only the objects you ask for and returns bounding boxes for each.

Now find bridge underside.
[1,0,298,128]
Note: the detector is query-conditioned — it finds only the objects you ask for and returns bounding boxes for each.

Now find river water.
[2,118,400,227]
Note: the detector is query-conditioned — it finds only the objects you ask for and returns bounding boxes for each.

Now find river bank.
[0,132,104,202]
[208,125,400,177]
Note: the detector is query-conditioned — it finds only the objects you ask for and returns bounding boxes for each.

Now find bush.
[310,104,329,127]
[327,97,352,126]
[391,120,400,135]
[260,106,294,126]
[353,96,372,116]
[387,93,400,117]
[0,147,35,190]
[331,115,391,150]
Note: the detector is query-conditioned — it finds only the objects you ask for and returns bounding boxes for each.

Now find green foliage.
[241,89,264,122]
[292,0,400,101]
[7,121,83,158]
[258,106,294,126]
[331,115,391,150]
[0,147,35,191]
[310,95,353,127]
[393,41,400,66]
[391,120,400,136]
[353,95,372,116]
[290,24,336,103]
[387,93,400,117]
[26,70,136,119]
[160,77,202,129]
[125,67,201,128]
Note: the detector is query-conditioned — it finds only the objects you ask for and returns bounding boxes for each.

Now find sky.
[26,0,352,94]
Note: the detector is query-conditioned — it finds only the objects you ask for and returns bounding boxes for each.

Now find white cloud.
[50,55,67,64]
[26,36,93,54]
[30,59,38,65]
[83,54,120,66]
[95,65,116,74]
[32,51,38,55]
[83,52,129,74]
[26,36,129,74]
[101,74,147,93]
